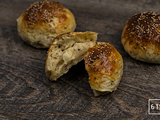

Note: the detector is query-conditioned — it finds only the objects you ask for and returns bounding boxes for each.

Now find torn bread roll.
[17,1,76,48]
[121,12,160,64]
[45,31,98,81]
[84,42,123,96]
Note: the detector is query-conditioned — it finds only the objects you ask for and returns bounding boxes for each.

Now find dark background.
[0,0,160,119]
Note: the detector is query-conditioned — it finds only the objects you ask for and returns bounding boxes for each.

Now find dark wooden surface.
[0,0,160,119]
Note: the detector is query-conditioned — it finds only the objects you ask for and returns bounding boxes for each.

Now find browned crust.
[122,12,160,54]
[22,1,66,28]
[84,42,122,86]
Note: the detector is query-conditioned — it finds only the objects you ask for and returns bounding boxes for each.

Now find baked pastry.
[45,31,98,81]
[17,1,76,48]
[84,42,123,96]
[121,12,160,64]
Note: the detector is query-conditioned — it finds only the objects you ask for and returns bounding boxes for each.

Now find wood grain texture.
[0,0,160,119]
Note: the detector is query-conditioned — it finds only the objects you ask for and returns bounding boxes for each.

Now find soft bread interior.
[45,31,97,81]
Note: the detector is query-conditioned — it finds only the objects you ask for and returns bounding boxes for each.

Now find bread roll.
[84,42,123,96]
[17,1,76,48]
[121,12,160,64]
[45,31,98,81]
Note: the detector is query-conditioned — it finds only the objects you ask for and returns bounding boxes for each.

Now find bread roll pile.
[17,1,160,96]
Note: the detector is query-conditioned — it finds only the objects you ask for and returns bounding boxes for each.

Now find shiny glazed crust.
[121,12,160,63]
[84,42,123,96]
[17,1,76,48]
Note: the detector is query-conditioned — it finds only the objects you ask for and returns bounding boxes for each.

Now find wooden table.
[1,0,160,119]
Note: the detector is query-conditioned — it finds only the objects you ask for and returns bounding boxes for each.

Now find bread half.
[84,42,123,96]
[45,31,98,81]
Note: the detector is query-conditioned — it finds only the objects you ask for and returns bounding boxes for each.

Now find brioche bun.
[121,12,160,64]
[17,1,76,48]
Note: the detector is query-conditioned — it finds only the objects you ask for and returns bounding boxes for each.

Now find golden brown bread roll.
[17,1,76,48]
[45,31,98,81]
[84,42,123,96]
[121,12,160,64]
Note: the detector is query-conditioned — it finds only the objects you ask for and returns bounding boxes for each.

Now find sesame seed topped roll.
[17,1,76,48]
[84,42,123,96]
[121,12,160,64]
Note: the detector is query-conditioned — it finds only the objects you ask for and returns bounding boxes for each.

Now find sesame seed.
[24,1,64,28]
[128,12,160,43]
